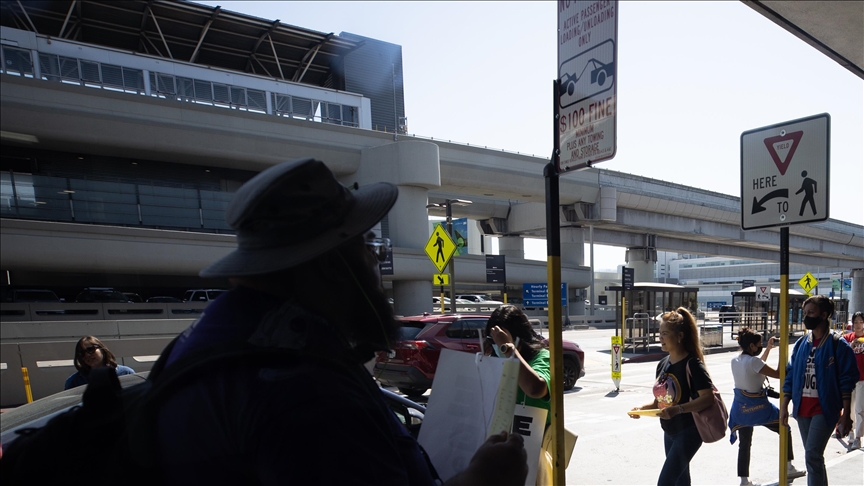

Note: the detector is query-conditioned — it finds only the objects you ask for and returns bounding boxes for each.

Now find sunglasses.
[366,237,391,262]
[78,344,102,356]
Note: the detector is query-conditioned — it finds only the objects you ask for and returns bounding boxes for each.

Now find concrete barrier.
[0,318,194,407]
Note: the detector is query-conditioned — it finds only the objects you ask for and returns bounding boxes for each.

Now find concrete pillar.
[357,141,441,316]
[625,247,657,283]
[561,227,586,316]
[850,268,864,318]
[498,236,523,260]
[560,227,585,266]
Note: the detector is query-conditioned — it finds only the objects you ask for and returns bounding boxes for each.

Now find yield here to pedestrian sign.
[740,113,829,230]
[424,225,456,273]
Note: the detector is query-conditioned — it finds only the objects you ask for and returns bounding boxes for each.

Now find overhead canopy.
[742,1,863,79]
[0,0,361,87]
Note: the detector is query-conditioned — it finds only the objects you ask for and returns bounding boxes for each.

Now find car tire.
[562,356,581,391]
[398,387,427,397]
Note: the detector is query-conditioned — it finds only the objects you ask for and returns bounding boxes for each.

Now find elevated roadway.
[2,71,862,277]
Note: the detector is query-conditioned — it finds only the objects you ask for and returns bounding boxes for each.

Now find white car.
[456,294,504,305]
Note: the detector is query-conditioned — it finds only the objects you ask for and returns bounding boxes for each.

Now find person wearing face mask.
[780,295,858,486]
[729,328,805,486]
[484,306,551,422]
[841,311,864,451]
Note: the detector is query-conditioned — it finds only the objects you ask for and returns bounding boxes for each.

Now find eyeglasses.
[78,344,102,356]
[366,237,391,262]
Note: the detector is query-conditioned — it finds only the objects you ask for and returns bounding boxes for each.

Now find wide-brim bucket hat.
[200,158,398,278]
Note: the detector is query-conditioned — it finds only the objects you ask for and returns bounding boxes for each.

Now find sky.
[203,1,863,271]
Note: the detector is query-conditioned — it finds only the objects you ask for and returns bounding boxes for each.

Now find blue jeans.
[659,425,703,486]
[796,414,834,486]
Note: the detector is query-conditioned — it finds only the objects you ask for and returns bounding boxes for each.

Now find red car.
[374,313,586,397]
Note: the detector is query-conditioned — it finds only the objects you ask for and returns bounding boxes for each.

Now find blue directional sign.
[522,282,568,307]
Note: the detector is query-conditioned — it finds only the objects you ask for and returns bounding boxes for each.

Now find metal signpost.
[553,3,619,483]
[741,113,830,485]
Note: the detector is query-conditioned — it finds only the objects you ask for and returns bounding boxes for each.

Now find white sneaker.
[741,481,760,486]
[787,464,806,479]
[848,438,861,452]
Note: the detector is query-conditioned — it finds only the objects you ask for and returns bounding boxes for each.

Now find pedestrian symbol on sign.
[798,272,817,294]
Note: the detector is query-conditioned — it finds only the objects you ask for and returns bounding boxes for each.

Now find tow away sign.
[557,0,618,172]
[741,114,830,230]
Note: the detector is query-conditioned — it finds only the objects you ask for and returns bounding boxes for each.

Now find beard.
[340,254,401,359]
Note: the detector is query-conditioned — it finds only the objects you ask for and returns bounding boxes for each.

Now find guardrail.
[1,302,209,323]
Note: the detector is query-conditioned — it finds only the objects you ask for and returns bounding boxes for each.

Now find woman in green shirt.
[484,305,551,420]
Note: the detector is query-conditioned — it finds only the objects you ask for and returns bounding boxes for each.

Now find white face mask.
[492,344,507,358]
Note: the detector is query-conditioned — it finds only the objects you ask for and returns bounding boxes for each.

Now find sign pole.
[546,79,565,486]
[440,285,445,315]
[446,203,456,310]
[778,227,789,485]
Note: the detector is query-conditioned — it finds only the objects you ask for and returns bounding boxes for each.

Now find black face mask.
[752,346,763,356]
[803,315,822,329]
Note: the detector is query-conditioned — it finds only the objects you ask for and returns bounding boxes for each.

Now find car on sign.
[374,313,585,397]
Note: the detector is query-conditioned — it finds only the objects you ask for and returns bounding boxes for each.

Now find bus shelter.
[731,286,806,340]
[605,283,700,351]
[830,297,850,330]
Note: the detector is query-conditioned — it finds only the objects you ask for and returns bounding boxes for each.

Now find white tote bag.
[417,348,520,482]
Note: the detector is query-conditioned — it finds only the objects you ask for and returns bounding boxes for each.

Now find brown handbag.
[685,358,729,443]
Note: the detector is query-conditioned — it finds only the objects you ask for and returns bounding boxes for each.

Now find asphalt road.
[560,328,863,486]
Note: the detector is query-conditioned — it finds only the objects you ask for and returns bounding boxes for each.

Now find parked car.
[1,288,61,303]
[183,289,227,302]
[146,296,183,303]
[374,313,585,397]
[75,287,130,303]
[456,294,504,305]
[719,305,740,323]
[123,292,143,303]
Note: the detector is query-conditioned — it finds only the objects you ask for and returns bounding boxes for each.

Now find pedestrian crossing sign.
[798,272,817,294]
[424,225,456,273]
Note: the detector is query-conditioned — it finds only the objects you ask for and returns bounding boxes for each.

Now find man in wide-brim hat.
[153,158,528,485]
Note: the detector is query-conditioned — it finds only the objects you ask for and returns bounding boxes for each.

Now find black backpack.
[0,337,300,485]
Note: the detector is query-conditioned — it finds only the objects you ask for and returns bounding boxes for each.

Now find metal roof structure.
[0,0,360,87]
[742,1,862,79]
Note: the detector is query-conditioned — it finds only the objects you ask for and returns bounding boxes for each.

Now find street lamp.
[427,198,472,311]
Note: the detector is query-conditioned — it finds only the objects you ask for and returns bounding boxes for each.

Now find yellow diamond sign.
[798,272,817,293]
[425,225,456,273]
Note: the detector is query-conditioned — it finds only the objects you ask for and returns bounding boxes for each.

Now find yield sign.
[763,131,803,175]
